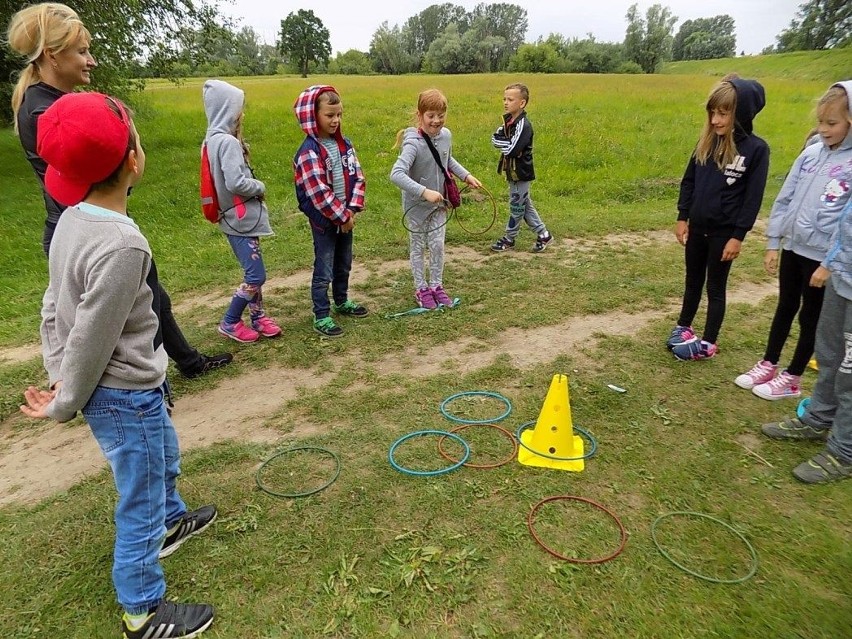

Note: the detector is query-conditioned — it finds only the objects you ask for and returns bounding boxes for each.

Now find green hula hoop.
[515,420,597,461]
[651,511,759,584]
[256,446,341,498]
[440,391,512,425]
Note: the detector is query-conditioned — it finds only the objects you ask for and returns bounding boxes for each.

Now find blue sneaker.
[672,339,717,361]
[666,325,695,350]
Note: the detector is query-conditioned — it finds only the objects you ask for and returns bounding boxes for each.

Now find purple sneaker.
[431,285,454,307]
[218,320,260,343]
[415,287,437,310]
[666,325,695,350]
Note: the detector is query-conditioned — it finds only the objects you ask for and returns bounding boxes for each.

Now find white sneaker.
[734,360,778,390]
[753,370,802,401]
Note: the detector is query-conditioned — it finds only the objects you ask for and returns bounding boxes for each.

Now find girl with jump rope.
[203,79,282,343]
[390,89,482,309]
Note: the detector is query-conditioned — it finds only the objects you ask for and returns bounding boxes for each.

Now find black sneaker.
[159,505,217,559]
[334,300,369,317]
[491,236,515,252]
[532,231,553,253]
[180,353,233,379]
[314,316,344,337]
[122,600,214,639]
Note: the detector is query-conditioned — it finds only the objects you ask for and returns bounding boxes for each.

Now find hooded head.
[728,78,765,137]
[294,84,344,140]
[203,79,245,136]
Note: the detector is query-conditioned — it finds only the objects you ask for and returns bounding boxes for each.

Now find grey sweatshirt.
[765,80,852,262]
[390,127,470,218]
[42,204,168,422]
[202,79,272,237]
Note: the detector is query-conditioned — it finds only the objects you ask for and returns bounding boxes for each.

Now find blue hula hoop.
[515,420,598,461]
[440,391,512,424]
[389,430,471,476]
[797,397,811,418]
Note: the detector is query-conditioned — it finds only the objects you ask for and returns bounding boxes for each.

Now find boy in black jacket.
[491,83,553,253]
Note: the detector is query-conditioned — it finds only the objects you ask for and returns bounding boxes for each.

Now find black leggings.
[763,249,824,376]
[677,232,733,345]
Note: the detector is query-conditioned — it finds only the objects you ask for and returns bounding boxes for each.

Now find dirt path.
[0,235,777,506]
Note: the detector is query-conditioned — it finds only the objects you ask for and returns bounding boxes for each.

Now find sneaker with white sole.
[122,600,214,639]
[430,285,454,306]
[752,370,801,400]
[665,325,695,350]
[532,231,553,253]
[218,320,259,343]
[735,360,778,390]
[159,505,217,559]
[415,287,438,310]
[672,339,717,361]
[251,316,282,338]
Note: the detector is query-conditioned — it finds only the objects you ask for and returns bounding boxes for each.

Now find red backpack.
[200,143,220,223]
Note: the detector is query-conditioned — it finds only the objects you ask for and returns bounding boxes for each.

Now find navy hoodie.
[677,79,770,240]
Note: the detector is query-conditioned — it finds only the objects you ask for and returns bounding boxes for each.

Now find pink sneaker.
[753,370,802,401]
[252,316,282,338]
[415,287,437,310]
[734,360,778,390]
[218,320,260,343]
[431,285,454,307]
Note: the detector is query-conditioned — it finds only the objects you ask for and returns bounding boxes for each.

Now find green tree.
[328,49,372,75]
[774,0,852,51]
[278,9,331,78]
[1,0,219,124]
[468,2,528,66]
[402,3,469,68]
[623,3,677,73]
[672,15,736,60]
[423,23,476,73]
[508,42,561,73]
[369,21,416,74]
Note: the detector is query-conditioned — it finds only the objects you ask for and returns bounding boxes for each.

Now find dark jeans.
[677,231,733,345]
[310,224,353,319]
[763,250,824,376]
[159,283,203,374]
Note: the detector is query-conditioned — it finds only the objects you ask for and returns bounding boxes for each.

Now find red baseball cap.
[37,92,132,206]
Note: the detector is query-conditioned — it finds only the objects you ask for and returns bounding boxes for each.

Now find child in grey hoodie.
[203,79,281,343]
[390,89,481,309]
[736,81,852,400]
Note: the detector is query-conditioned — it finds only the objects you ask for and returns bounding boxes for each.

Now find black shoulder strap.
[420,129,449,175]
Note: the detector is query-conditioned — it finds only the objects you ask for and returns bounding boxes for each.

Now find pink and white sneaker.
[252,316,282,338]
[734,360,778,390]
[218,320,260,343]
[430,285,454,307]
[752,370,802,401]
[415,287,437,310]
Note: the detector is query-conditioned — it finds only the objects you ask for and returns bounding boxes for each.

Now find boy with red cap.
[19,91,215,639]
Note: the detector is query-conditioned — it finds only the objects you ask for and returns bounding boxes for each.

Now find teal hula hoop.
[515,420,598,461]
[255,446,341,498]
[651,511,759,584]
[389,430,470,476]
[440,391,512,424]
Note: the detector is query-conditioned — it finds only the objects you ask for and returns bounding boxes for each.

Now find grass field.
[0,60,850,638]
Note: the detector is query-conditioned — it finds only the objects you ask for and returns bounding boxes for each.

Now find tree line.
[1,0,848,124]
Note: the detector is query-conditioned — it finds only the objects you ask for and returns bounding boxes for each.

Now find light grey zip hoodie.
[765,80,852,262]
[390,127,470,218]
[202,79,272,237]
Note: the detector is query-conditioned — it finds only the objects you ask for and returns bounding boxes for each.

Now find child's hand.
[675,221,689,246]
[340,218,355,233]
[465,175,482,189]
[423,189,445,204]
[764,249,778,274]
[721,238,742,261]
[810,265,830,288]
[20,386,56,419]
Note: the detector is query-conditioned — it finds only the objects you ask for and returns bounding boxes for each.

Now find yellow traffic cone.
[518,373,585,472]
[808,358,818,372]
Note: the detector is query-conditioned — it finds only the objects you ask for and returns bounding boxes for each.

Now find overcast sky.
[220,0,802,56]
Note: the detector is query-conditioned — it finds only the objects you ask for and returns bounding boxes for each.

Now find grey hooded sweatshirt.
[765,80,852,262]
[390,127,470,218]
[202,79,272,237]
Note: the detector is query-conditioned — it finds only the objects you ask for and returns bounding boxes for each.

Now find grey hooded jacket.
[202,79,272,237]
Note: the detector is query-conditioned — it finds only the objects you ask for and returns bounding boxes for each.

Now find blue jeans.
[310,224,352,319]
[223,235,267,325]
[82,385,187,615]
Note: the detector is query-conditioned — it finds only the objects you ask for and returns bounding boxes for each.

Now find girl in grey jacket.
[390,89,481,309]
[202,79,281,342]
[736,81,852,399]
